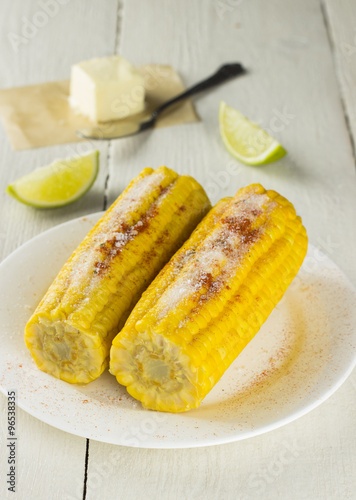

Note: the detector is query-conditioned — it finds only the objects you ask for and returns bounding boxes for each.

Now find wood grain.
[323,0,356,158]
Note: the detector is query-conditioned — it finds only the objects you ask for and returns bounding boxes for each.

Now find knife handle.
[152,63,246,119]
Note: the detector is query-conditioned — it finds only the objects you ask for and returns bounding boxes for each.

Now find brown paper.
[0,64,199,151]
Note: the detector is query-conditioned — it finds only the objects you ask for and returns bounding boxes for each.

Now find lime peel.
[6,150,99,208]
[219,101,287,165]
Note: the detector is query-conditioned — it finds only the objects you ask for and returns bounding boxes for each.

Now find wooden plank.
[0,393,87,500]
[0,1,119,498]
[107,0,356,283]
[85,377,356,500]
[86,1,356,499]
[322,0,356,157]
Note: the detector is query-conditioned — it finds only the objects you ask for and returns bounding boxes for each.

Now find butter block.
[69,56,145,122]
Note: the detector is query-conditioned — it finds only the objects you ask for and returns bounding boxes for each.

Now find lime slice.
[6,150,99,208]
[219,102,287,165]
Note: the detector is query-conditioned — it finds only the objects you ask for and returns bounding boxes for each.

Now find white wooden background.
[1,1,356,499]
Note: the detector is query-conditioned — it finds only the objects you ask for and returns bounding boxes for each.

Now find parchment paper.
[0,64,199,151]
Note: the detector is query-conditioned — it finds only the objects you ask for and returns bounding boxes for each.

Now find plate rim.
[1,212,356,449]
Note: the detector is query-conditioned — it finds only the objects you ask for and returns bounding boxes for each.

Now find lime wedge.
[6,150,99,208]
[219,102,286,165]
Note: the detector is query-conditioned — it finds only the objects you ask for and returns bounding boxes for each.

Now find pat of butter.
[69,56,145,123]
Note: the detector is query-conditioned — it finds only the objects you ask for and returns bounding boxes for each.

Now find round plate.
[0,213,355,449]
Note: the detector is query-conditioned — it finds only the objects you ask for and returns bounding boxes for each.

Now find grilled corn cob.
[24,167,211,384]
[110,184,308,412]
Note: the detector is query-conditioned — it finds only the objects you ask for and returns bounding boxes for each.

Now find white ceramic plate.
[0,213,355,449]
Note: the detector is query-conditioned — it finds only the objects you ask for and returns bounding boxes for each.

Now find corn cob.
[24,167,211,384]
[110,184,308,412]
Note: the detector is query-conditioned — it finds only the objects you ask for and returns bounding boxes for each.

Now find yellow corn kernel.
[24,167,211,384]
[110,184,308,412]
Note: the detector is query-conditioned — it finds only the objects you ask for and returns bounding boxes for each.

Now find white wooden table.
[1,1,356,499]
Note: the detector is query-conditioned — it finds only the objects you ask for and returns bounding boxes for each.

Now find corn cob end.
[110,331,200,412]
[25,317,109,383]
